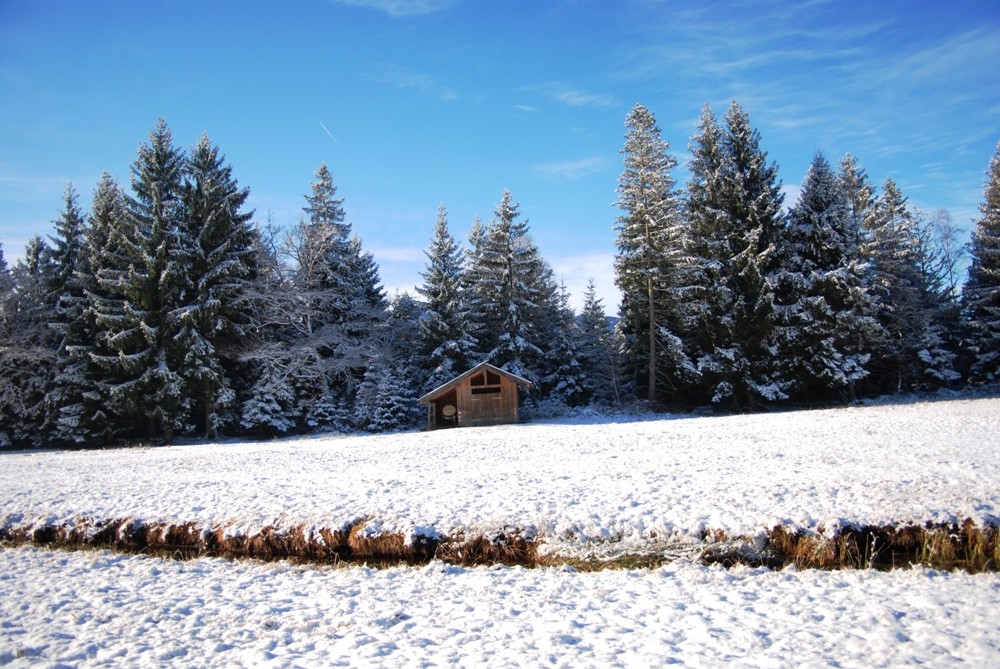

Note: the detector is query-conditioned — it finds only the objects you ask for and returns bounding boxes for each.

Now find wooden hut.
[418,362,533,429]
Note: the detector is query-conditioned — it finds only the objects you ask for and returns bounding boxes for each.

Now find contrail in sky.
[319,121,343,150]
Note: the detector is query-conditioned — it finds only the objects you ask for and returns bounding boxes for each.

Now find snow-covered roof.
[418,362,533,404]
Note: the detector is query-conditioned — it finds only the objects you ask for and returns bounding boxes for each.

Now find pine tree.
[578,279,620,405]
[910,208,963,388]
[613,103,692,403]
[177,134,258,438]
[462,214,493,361]
[472,190,551,384]
[240,353,300,435]
[540,282,589,407]
[964,141,1000,382]
[41,185,92,442]
[774,152,879,401]
[353,293,423,432]
[0,236,55,445]
[686,101,786,409]
[862,177,937,393]
[78,174,131,442]
[417,204,476,391]
[838,153,874,252]
[91,119,189,441]
[242,163,385,433]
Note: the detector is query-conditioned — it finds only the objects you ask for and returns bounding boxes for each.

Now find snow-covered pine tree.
[686,101,786,409]
[909,208,963,388]
[774,152,880,401]
[539,281,589,408]
[91,119,189,441]
[0,236,56,445]
[353,293,423,432]
[613,103,693,403]
[176,134,259,438]
[838,153,874,252]
[472,190,550,385]
[416,204,476,391]
[44,185,87,325]
[239,353,299,435]
[68,173,131,443]
[243,163,385,433]
[461,214,495,363]
[861,177,941,393]
[578,279,620,405]
[345,232,387,339]
[963,141,1000,383]
[40,185,91,442]
[683,105,728,406]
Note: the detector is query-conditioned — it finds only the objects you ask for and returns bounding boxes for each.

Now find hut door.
[433,389,458,428]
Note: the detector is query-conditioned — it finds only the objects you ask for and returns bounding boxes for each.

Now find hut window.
[470,370,502,395]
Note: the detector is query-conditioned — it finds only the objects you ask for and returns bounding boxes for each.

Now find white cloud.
[533,157,604,181]
[332,0,457,18]
[531,82,618,109]
[368,64,458,102]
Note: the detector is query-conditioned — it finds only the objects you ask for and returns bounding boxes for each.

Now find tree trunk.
[204,378,216,440]
[647,274,656,402]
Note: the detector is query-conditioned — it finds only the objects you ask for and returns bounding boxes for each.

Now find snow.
[2,398,999,553]
[2,397,1000,665]
[1,546,998,667]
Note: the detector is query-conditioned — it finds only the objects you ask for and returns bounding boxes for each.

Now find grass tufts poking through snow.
[3,516,999,572]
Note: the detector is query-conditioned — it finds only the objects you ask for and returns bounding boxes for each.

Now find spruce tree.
[686,101,786,409]
[613,103,692,403]
[41,185,92,442]
[774,152,879,401]
[91,119,188,441]
[964,142,1000,382]
[79,174,131,441]
[473,190,550,384]
[540,281,589,407]
[0,236,55,445]
[243,163,385,433]
[177,134,258,437]
[578,279,619,405]
[462,214,492,361]
[417,204,476,391]
[838,153,874,252]
[862,177,939,393]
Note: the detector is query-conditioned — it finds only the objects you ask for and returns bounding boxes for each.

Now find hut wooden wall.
[456,376,520,427]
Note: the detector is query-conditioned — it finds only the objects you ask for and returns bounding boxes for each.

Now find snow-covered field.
[2,546,999,667]
[2,397,999,552]
[2,397,1000,666]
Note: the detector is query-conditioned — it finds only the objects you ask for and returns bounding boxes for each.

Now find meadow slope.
[2,397,998,559]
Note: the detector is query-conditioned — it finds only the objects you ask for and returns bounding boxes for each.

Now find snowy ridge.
[2,398,998,559]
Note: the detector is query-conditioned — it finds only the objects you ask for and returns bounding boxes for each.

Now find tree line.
[0,119,612,446]
[1,104,998,446]
[615,101,998,409]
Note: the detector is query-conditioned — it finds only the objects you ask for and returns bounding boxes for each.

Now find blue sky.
[1,0,998,312]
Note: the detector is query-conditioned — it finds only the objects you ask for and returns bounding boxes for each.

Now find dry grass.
[2,516,998,572]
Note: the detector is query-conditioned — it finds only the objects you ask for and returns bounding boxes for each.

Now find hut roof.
[418,362,533,405]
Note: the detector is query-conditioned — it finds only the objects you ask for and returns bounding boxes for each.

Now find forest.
[1,100,999,447]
